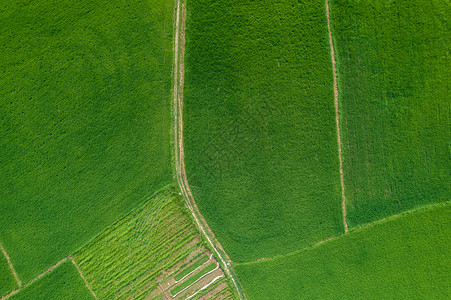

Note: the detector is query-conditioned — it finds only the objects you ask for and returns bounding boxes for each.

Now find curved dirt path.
[325,0,349,232]
[172,1,245,299]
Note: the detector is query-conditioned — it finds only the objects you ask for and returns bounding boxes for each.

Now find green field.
[9,261,94,300]
[0,252,17,296]
[174,254,209,281]
[0,0,174,282]
[235,204,451,299]
[171,263,217,296]
[184,0,344,261]
[329,0,450,226]
[74,186,200,299]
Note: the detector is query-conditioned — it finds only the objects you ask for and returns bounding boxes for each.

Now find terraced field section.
[236,204,451,299]
[183,0,344,261]
[0,0,174,283]
[329,0,450,226]
[74,186,235,300]
[8,261,94,300]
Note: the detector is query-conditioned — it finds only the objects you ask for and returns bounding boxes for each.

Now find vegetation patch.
[329,0,450,226]
[0,0,174,282]
[171,263,217,296]
[174,254,210,282]
[184,0,344,262]
[235,204,451,299]
[0,253,17,296]
[9,261,93,300]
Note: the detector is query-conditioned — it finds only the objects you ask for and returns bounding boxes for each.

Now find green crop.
[75,186,200,299]
[9,261,94,300]
[174,254,209,281]
[183,0,344,262]
[329,0,450,227]
[236,204,451,299]
[0,0,174,282]
[0,254,17,296]
[171,263,217,296]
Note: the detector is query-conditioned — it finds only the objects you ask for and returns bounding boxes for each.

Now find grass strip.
[171,263,216,296]
[174,254,209,281]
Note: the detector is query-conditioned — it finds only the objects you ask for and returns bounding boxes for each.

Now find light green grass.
[171,263,217,296]
[0,0,174,281]
[9,260,94,300]
[0,252,17,296]
[329,0,450,226]
[74,186,201,299]
[236,204,451,299]
[184,0,343,262]
[174,254,209,281]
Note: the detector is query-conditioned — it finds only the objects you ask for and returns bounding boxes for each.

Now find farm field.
[183,0,344,261]
[8,260,94,300]
[0,0,174,282]
[329,0,450,226]
[0,252,17,296]
[235,204,451,299]
[74,185,235,300]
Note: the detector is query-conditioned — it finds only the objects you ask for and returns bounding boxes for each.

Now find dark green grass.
[171,263,217,296]
[174,254,209,281]
[9,260,94,300]
[184,0,343,261]
[236,204,451,299]
[0,252,17,296]
[329,0,450,226]
[74,186,201,299]
[0,0,173,281]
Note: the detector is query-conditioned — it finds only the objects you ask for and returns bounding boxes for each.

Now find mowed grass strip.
[0,0,173,281]
[75,186,200,299]
[9,260,94,300]
[329,0,450,226]
[235,204,451,299]
[171,263,217,296]
[174,254,209,281]
[0,252,17,296]
[184,0,343,262]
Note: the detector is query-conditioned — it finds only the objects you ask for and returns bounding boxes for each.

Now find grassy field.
[0,0,174,281]
[0,253,17,296]
[171,263,216,296]
[74,186,201,299]
[329,0,450,226]
[183,0,344,261]
[174,254,209,281]
[235,204,451,299]
[9,261,93,300]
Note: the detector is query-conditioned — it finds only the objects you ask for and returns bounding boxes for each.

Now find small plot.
[0,250,18,296]
[8,260,93,300]
[235,204,451,299]
[185,277,232,300]
[174,254,210,282]
[171,263,217,296]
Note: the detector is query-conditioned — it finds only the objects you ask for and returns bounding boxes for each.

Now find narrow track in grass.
[172,0,245,299]
[69,256,97,299]
[0,244,21,287]
[325,0,349,232]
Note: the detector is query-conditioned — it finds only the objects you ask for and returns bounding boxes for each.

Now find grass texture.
[174,254,209,281]
[9,260,94,300]
[0,0,174,281]
[183,0,343,262]
[171,263,216,296]
[236,204,451,299]
[329,0,450,226]
[74,186,200,299]
[0,252,17,296]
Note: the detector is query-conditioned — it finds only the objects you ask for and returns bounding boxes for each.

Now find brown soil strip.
[1,257,67,300]
[0,244,21,287]
[172,1,245,299]
[325,0,349,232]
[69,255,97,299]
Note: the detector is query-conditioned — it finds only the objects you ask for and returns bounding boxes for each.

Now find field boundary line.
[237,201,449,265]
[69,255,97,299]
[172,263,219,297]
[171,0,246,299]
[325,0,349,232]
[1,257,67,300]
[186,275,224,300]
[0,243,21,287]
[175,254,214,283]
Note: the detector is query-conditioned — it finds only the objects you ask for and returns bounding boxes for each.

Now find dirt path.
[325,0,349,232]
[69,256,97,299]
[0,244,21,287]
[171,1,245,299]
